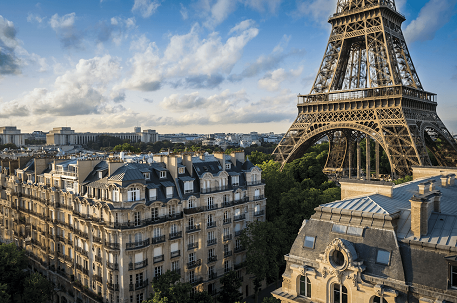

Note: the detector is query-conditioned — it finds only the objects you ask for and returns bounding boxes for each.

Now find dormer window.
[160,171,166,179]
[98,171,103,179]
[225,163,231,170]
[166,187,173,199]
[144,173,150,180]
[128,187,140,202]
[149,188,157,201]
[112,189,120,202]
[184,181,193,194]
[178,167,185,174]
[231,175,239,187]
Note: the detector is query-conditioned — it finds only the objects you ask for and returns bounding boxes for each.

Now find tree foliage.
[0,243,27,298]
[22,272,53,303]
[217,271,242,303]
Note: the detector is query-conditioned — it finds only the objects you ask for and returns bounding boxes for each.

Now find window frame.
[303,235,316,249]
[376,249,391,266]
[451,265,457,289]
[299,275,311,298]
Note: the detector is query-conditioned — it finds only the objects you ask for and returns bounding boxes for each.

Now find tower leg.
[366,136,371,181]
[376,141,380,179]
[357,139,361,179]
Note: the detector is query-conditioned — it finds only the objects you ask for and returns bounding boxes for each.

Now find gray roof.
[146,183,161,189]
[108,164,146,181]
[179,176,195,182]
[160,181,175,187]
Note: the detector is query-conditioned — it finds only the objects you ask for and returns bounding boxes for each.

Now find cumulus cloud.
[243,0,282,13]
[404,0,457,43]
[132,0,161,18]
[228,19,256,35]
[258,67,303,91]
[180,3,189,20]
[120,21,259,91]
[0,16,21,75]
[203,0,238,28]
[1,55,123,117]
[49,13,82,49]
[27,13,45,24]
[96,17,136,46]
[294,0,337,24]
[159,89,295,126]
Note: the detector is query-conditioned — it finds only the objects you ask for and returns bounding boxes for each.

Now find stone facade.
[0,151,265,303]
[273,167,457,303]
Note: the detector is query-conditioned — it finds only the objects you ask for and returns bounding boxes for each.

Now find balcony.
[234,262,246,270]
[234,246,245,253]
[254,209,265,216]
[224,251,232,258]
[107,262,119,271]
[93,274,102,283]
[153,255,164,263]
[208,271,218,280]
[190,277,203,286]
[93,236,102,243]
[187,259,202,269]
[207,255,217,264]
[105,242,120,250]
[247,180,263,186]
[152,235,165,244]
[184,205,219,215]
[207,238,217,246]
[223,218,231,225]
[111,213,183,229]
[171,250,180,259]
[223,234,232,241]
[130,279,149,291]
[188,242,198,250]
[75,247,88,257]
[233,197,249,205]
[186,224,201,233]
[235,230,243,237]
[201,185,229,194]
[169,231,182,240]
[252,195,265,201]
[95,255,102,263]
[234,214,246,221]
[75,230,89,239]
[129,259,148,270]
[207,221,216,229]
[126,238,150,250]
[107,283,119,291]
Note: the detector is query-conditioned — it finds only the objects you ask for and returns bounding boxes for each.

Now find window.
[207,214,214,226]
[171,261,179,272]
[151,207,159,220]
[128,188,140,202]
[184,181,193,194]
[208,248,215,258]
[224,260,230,273]
[169,205,176,216]
[304,236,315,249]
[232,176,239,186]
[300,276,311,298]
[112,190,120,202]
[154,266,163,277]
[134,212,141,226]
[170,224,178,234]
[189,270,195,283]
[188,217,194,228]
[149,189,157,200]
[225,163,231,170]
[178,167,185,174]
[332,224,363,236]
[136,293,143,303]
[207,197,214,209]
[332,224,347,234]
[188,199,195,209]
[235,239,241,250]
[189,252,195,263]
[333,284,347,303]
[452,266,457,288]
[373,297,387,303]
[153,227,162,238]
[376,249,390,265]
[160,171,166,178]
[144,173,150,180]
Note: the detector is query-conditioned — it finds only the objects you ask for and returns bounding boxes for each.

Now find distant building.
[0,126,28,146]
[273,166,457,303]
[46,127,159,146]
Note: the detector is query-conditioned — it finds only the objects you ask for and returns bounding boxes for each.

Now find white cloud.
[49,13,82,49]
[1,55,123,117]
[243,0,282,13]
[404,0,457,43]
[27,13,45,24]
[120,22,259,91]
[228,19,256,35]
[132,0,161,18]
[294,0,337,24]
[203,0,238,28]
[258,67,303,91]
[97,17,136,46]
[180,3,189,20]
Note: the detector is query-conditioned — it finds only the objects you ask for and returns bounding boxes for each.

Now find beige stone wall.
[340,181,393,200]
[412,166,457,180]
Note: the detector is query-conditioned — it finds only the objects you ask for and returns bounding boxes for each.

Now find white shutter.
[171,243,178,252]
[154,247,162,257]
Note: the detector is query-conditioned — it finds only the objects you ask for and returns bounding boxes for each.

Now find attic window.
[179,167,185,174]
[332,224,363,236]
[144,173,150,180]
[376,249,390,265]
[225,163,231,170]
[203,166,209,172]
[303,236,315,249]
[98,171,103,179]
[160,171,166,178]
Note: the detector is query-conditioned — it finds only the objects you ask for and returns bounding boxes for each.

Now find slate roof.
[108,163,147,181]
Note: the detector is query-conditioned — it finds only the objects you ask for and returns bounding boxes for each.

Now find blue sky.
[0,0,457,134]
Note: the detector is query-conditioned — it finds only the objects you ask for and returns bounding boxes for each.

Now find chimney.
[449,174,456,186]
[418,181,430,195]
[410,190,442,238]
[213,152,226,170]
[440,175,448,187]
[182,153,193,177]
[108,158,124,177]
[429,179,436,192]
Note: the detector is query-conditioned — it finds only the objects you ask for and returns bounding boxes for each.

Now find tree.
[22,272,53,303]
[240,221,286,303]
[216,271,242,303]
[247,151,274,165]
[190,290,213,303]
[262,297,281,303]
[0,243,27,299]
[0,284,10,303]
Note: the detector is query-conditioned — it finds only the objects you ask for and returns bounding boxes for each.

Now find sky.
[0,0,457,135]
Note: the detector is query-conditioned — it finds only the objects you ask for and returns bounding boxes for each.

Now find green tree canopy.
[216,271,242,303]
[22,272,53,303]
[0,243,27,298]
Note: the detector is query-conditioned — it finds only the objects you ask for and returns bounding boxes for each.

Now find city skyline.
[0,0,457,134]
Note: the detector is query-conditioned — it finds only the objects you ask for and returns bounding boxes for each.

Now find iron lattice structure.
[273,0,457,177]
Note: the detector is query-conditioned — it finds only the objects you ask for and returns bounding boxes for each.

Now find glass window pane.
[333,284,340,303]
[304,236,315,248]
[347,226,363,236]
[332,224,347,234]
[376,249,390,265]
[300,276,306,296]
[306,277,311,298]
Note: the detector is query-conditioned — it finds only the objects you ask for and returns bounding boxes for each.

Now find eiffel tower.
[273,0,457,178]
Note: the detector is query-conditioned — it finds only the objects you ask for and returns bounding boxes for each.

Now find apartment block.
[0,151,266,303]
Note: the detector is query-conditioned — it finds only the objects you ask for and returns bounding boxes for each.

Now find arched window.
[373,297,387,303]
[299,276,311,298]
[128,187,140,201]
[333,284,347,303]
